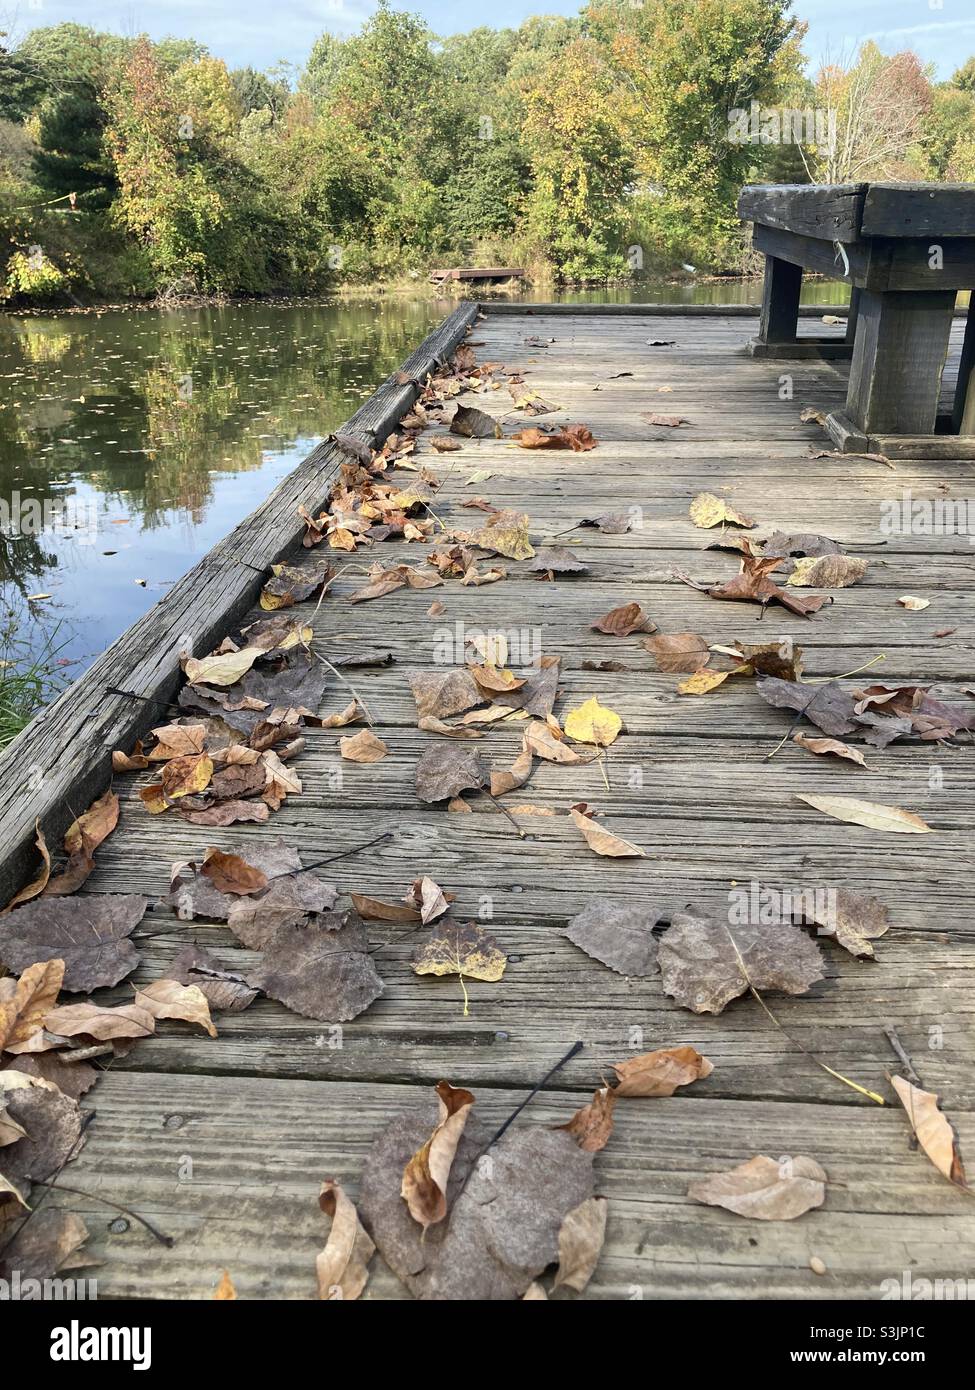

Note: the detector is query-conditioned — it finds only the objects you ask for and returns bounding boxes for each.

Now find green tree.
[516,36,635,280]
[587,0,805,268]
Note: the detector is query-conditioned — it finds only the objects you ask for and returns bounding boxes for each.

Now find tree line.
[1,1,974,304]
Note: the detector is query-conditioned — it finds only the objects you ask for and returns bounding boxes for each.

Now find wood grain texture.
[4,307,975,1300]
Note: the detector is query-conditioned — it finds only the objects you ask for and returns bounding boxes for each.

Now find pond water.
[0,277,851,682]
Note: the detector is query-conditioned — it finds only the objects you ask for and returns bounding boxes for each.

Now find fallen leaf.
[689,493,756,529]
[898,595,930,610]
[890,1076,966,1186]
[134,979,217,1037]
[787,555,866,588]
[552,1197,607,1293]
[260,559,331,611]
[763,531,843,558]
[796,793,933,834]
[643,412,686,428]
[569,805,645,858]
[564,696,623,748]
[168,946,259,1013]
[214,1270,237,1300]
[801,887,890,959]
[529,546,589,574]
[0,961,65,1050]
[416,745,486,803]
[252,909,383,1022]
[183,646,264,687]
[643,632,710,673]
[0,1086,85,1204]
[201,850,269,896]
[611,1046,714,1097]
[470,509,535,560]
[658,909,824,1014]
[340,730,389,763]
[161,752,214,800]
[793,733,869,768]
[688,1154,827,1220]
[0,895,147,993]
[318,1180,375,1299]
[0,1207,90,1282]
[3,822,51,911]
[563,900,661,976]
[591,602,655,636]
[401,1081,475,1231]
[408,669,481,721]
[523,722,593,764]
[41,1001,156,1042]
[411,922,507,985]
[450,405,499,438]
[226,873,339,949]
[490,747,533,797]
[558,1087,616,1153]
[359,1094,594,1299]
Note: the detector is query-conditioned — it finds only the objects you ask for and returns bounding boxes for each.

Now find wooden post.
[845,287,861,345]
[846,289,956,435]
[758,255,803,343]
[952,302,975,435]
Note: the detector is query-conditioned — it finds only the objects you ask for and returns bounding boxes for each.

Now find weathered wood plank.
[41,1071,975,1299]
[738,184,867,242]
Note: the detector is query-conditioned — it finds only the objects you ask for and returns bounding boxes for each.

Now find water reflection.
[0,297,444,671]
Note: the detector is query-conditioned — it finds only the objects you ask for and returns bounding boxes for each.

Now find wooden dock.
[429,266,525,285]
[2,303,974,1299]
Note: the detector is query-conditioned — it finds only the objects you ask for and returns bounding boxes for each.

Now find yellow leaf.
[564,697,623,748]
[689,493,756,529]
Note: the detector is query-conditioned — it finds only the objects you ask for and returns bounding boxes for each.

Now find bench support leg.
[846,289,955,435]
[953,304,975,436]
[759,255,802,343]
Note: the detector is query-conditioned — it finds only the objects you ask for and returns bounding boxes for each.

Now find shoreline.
[0,272,763,318]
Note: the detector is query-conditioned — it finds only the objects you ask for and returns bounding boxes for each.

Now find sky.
[3,0,975,79]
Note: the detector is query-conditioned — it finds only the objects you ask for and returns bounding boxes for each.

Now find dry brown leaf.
[569,805,645,858]
[688,1155,827,1220]
[340,730,389,763]
[214,1270,237,1300]
[897,595,930,610]
[3,822,51,912]
[0,960,65,1050]
[591,602,655,636]
[42,1001,155,1042]
[201,850,269,896]
[401,1081,475,1231]
[793,733,869,768]
[611,1046,714,1097]
[318,1179,376,1299]
[553,1197,608,1293]
[133,979,217,1037]
[796,793,933,834]
[890,1075,966,1187]
[643,632,710,673]
[659,909,824,1014]
[558,1087,616,1153]
[787,555,866,588]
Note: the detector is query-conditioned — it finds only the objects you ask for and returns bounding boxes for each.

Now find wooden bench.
[739,182,975,457]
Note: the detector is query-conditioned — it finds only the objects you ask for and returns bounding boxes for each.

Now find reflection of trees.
[0,296,442,539]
